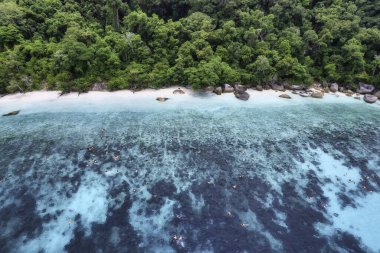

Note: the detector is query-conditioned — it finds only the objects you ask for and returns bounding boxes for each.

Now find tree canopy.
[0,0,379,93]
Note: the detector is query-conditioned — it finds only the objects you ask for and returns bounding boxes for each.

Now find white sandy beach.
[0,87,378,115]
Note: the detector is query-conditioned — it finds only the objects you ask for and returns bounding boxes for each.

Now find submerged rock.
[279,94,291,99]
[330,83,339,92]
[234,91,250,101]
[364,94,378,104]
[2,110,20,116]
[214,87,222,95]
[223,84,234,93]
[156,97,169,102]
[173,88,185,95]
[357,82,375,94]
[256,85,263,91]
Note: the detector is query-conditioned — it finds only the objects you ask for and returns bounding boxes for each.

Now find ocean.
[0,91,379,252]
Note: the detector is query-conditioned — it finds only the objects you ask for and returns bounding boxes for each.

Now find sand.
[0,87,378,115]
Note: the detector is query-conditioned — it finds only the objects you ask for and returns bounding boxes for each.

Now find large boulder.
[374,91,380,99]
[234,91,250,101]
[156,97,169,102]
[364,94,378,104]
[223,84,234,93]
[2,110,20,116]
[330,83,339,92]
[311,90,324,98]
[279,94,291,99]
[271,83,285,91]
[173,88,185,95]
[256,85,263,91]
[214,87,222,95]
[234,84,247,92]
[357,82,375,94]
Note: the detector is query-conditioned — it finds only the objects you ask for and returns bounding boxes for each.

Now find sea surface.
[0,93,380,253]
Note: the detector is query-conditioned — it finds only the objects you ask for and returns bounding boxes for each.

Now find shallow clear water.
[0,101,380,253]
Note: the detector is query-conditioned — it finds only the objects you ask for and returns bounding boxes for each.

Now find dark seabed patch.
[0,103,380,253]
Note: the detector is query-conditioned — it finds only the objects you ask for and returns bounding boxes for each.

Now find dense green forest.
[0,0,379,93]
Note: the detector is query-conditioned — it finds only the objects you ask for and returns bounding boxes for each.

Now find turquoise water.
[0,98,380,252]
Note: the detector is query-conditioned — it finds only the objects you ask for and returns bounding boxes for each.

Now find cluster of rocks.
[278,82,378,104]
[333,82,379,104]
[290,88,325,99]
[356,82,379,104]
[213,84,250,101]
[154,83,379,104]
[156,88,185,102]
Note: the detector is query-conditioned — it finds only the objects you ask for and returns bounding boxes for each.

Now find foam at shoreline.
[1,88,378,115]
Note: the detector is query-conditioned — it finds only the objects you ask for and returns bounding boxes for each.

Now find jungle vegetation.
[0,0,379,93]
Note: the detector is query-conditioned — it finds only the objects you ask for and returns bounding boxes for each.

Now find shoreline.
[0,87,379,115]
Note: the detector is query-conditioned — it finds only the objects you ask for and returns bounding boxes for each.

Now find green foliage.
[147,61,171,87]
[248,55,275,84]
[185,57,239,89]
[0,0,379,94]
[0,25,23,49]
